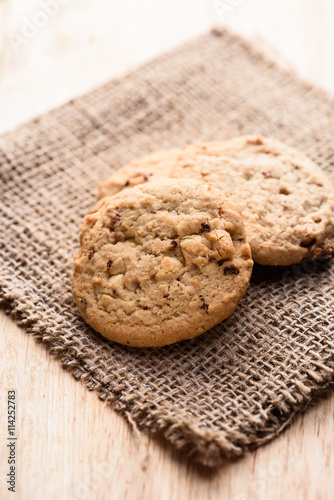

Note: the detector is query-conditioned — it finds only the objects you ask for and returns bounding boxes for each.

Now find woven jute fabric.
[1,28,334,467]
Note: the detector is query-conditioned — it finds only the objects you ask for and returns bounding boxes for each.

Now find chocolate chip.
[247,137,263,145]
[200,295,209,313]
[201,222,210,232]
[81,298,87,309]
[143,306,148,310]
[110,211,121,231]
[88,251,94,260]
[279,186,291,195]
[107,260,113,270]
[300,238,316,248]
[171,240,178,248]
[217,260,224,266]
[224,265,239,275]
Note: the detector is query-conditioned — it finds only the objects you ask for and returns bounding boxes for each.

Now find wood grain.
[1,1,334,499]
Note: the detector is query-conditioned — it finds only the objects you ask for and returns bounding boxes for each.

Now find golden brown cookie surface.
[73,179,253,347]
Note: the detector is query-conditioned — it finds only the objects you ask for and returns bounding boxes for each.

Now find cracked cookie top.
[73,179,253,347]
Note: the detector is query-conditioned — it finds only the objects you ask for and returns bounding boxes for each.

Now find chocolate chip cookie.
[73,179,253,347]
[170,136,334,266]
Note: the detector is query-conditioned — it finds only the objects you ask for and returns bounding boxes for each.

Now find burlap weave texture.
[1,28,334,466]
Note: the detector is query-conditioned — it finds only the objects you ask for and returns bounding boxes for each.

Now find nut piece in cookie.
[73,179,253,347]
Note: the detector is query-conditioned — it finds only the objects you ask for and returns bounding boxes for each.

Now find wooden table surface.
[1,1,334,499]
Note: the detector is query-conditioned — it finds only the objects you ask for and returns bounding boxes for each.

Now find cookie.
[170,135,334,266]
[98,149,180,199]
[73,179,253,347]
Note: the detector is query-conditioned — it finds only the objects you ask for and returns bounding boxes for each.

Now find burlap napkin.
[1,28,334,467]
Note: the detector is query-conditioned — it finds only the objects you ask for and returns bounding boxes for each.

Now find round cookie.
[73,179,253,347]
[170,135,334,266]
[98,149,180,199]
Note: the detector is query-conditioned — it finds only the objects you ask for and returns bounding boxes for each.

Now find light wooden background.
[1,1,334,499]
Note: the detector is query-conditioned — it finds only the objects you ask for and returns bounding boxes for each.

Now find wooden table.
[1,1,333,499]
